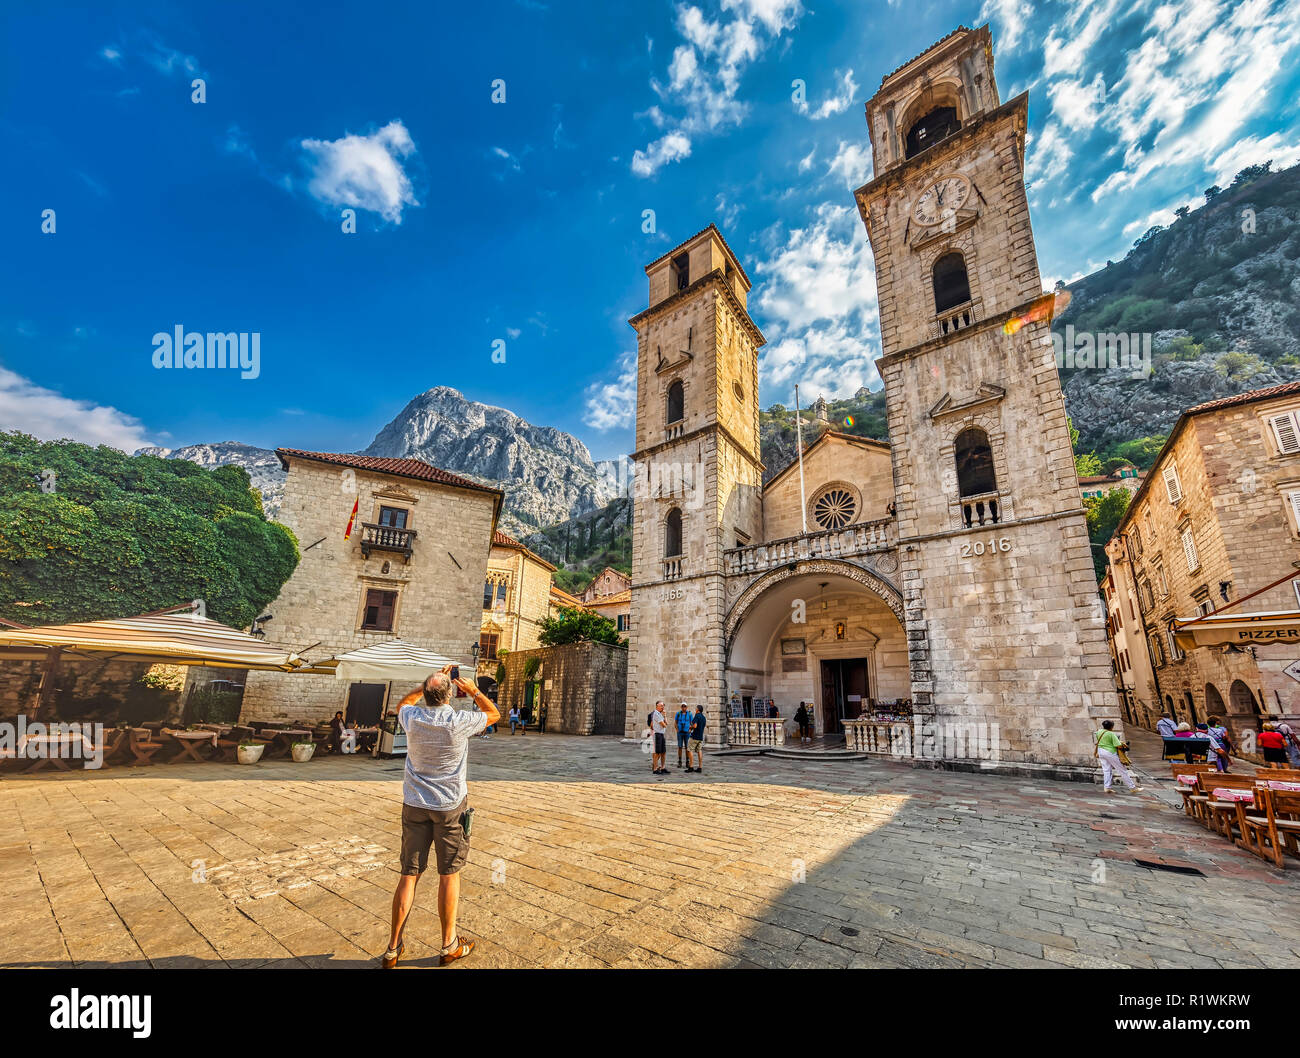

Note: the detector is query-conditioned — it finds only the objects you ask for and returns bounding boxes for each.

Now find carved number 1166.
[960,536,1012,559]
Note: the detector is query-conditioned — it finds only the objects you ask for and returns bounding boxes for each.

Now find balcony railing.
[663,556,683,580]
[723,518,894,577]
[932,298,979,339]
[359,522,417,561]
[729,717,785,747]
[959,491,1002,528]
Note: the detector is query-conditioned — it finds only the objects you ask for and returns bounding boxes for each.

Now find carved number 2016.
[960,536,1012,559]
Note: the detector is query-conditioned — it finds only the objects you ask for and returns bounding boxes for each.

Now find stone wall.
[239,456,498,725]
[763,436,894,540]
[0,658,182,722]
[499,641,627,735]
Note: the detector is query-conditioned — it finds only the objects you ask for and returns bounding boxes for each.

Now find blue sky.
[3,0,1299,464]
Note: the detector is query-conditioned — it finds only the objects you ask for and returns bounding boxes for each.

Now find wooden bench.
[1202,774,1262,838]
[1240,783,1300,869]
[127,728,164,766]
[1171,763,1218,822]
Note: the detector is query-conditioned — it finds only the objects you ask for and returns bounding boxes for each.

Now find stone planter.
[290,742,316,763]
[237,743,264,765]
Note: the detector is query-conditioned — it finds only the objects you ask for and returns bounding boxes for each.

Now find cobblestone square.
[2,730,1298,969]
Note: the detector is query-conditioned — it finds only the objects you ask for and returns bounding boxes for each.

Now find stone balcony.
[723,518,895,577]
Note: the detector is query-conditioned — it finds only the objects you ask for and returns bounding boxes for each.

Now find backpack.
[647,711,654,727]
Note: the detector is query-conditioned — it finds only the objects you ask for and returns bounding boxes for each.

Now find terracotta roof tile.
[276,448,502,497]
[1184,379,1300,415]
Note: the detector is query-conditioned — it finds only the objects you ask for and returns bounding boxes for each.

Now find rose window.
[812,488,856,530]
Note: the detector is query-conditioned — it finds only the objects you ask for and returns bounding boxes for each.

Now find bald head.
[423,672,451,707]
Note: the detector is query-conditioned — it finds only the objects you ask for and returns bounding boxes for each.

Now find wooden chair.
[1240,784,1300,869]
[127,728,163,766]
[1201,774,1261,838]
[214,725,255,762]
[1256,766,1300,780]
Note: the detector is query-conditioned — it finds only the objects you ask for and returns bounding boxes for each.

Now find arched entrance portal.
[724,563,909,737]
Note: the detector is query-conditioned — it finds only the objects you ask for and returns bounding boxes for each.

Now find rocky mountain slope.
[138,387,620,535]
[1057,159,1300,450]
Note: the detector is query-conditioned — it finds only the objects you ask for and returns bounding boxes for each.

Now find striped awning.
[1171,610,1300,651]
[0,613,306,670]
[308,639,460,682]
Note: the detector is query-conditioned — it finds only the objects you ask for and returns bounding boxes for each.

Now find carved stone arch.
[918,230,981,309]
[723,559,906,651]
[938,411,1013,527]
[897,77,968,140]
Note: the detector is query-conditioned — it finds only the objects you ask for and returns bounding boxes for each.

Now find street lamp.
[470,641,480,667]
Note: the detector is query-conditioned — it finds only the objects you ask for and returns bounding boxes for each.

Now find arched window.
[905,106,960,159]
[666,380,684,424]
[665,507,683,557]
[954,427,996,497]
[933,252,971,313]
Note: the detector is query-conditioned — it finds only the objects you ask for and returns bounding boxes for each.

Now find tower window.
[954,427,996,497]
[933,252,971,313]
[666,379,684,424]
[671,252,690,291]
[905,106,960,159]
[665,507,683,557]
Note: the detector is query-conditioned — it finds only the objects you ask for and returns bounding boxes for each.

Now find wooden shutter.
[1289,490,1300,533]
[1163,464,1183,505]
[1270,412,1300,454]
[1181,527,1198,571]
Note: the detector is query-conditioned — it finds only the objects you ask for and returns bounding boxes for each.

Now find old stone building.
[476,529,560,689]
[1103,380,1300,745]
[624,25,1116,776]
[579,566,632,633]
[497,640,627,736]
[237,449,502,725]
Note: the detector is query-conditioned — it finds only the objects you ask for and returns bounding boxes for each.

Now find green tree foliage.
[0,432,299,628]
[1107,435,1167,470]
[1085,488,1132,581]
[1068,416,1103,477]
[537,606,625,647]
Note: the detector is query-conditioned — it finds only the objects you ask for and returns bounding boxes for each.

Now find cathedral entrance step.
[717,746,873,762]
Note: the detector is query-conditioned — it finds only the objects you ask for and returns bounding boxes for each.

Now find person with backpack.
[1093,719,1142,794]
[674,702,692,768]
[794,702,812,743]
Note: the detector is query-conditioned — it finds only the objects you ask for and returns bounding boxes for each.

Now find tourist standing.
[1258,723,1289,769]
[687,705,706,773]
[1276,719,1300,767]
[1155,712,1177,739]
[509,705,525,735]
[649,700,668,775]
[675,702,692,768]
[1093,719,1142,794]
[794,702,812,744]
[382,667,499,969]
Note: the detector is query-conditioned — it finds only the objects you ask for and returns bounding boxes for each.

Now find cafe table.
[161,728,218,763]
[263,728,312,759]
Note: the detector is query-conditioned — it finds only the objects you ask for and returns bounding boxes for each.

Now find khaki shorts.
[400,799,468,876]
[688,738,703,754]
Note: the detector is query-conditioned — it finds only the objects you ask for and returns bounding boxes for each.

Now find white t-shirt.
[649,710,668,734]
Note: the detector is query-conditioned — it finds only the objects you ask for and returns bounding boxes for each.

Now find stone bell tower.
[623,225,765,744]
[854,25,1117,775]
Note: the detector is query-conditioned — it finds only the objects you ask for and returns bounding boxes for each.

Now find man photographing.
[382,665,500,969]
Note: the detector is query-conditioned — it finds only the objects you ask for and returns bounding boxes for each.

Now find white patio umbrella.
[312,639,460,683]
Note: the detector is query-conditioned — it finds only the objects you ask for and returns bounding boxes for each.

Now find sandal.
[439,935,476,966]
[380,940,404,969]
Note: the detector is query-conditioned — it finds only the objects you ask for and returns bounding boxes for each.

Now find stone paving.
[2,729,1299,969]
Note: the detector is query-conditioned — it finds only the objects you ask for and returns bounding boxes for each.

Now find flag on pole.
[344,497,359,540]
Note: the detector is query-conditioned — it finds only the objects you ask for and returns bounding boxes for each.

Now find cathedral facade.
[624,26,1117,778]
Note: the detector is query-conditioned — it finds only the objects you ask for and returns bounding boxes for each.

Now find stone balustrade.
[728,716,786,747]
[843,718,914,757]
[723,518,895,577]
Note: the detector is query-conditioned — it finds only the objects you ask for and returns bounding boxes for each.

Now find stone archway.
[1205,683,1228,724]
[725,558,905,647]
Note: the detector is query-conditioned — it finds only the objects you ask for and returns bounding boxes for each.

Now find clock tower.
[854,25,1118,775]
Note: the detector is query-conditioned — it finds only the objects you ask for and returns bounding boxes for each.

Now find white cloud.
[0,366,153,452]
[631,0,805,176]
[299,120,420,223]
[979,0,1037,50]
[824,139,873,189]
[753,204,880,399]
[797,69,859,120]
[798,147,816,172]
[583,352,637,430]
[632,132,693,177]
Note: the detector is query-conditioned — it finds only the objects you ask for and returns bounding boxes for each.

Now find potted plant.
[290,739,316,763]
[237,740,264,765]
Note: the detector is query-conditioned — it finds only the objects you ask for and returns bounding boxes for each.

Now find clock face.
[912,174,971,227]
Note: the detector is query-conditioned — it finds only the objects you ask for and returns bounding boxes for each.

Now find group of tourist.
[647,700,706,774]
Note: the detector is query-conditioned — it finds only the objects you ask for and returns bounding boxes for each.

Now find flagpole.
[794,384,808,535]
